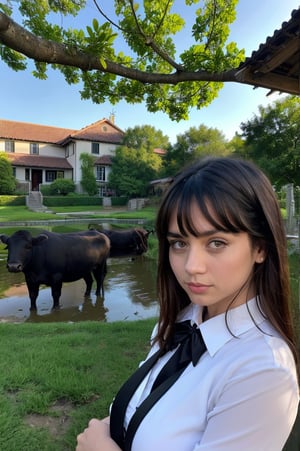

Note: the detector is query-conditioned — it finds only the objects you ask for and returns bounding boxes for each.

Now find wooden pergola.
[236,8,300,96]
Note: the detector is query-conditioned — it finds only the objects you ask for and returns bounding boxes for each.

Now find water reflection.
[1,250,300,324]
[0,257,159,323]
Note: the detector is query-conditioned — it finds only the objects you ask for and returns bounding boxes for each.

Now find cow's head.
[0,230,48,272]
[134,228,151,254]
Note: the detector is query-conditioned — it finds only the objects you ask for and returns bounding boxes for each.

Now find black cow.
[88,225,151,258]
[0,230,110,310]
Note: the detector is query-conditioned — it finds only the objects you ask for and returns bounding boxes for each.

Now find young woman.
[76,157,299,451]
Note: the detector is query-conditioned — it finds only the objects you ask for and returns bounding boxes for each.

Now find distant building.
[0,118,125,196]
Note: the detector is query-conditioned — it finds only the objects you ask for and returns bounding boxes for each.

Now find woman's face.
[167,203,265,319]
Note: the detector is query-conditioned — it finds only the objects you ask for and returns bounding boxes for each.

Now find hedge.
[0,196,26,206]
[43,196,128,207]
[0,195,128,207]
[43,196,100,207]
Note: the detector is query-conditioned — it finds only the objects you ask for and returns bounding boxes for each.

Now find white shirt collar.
[177,298,267,357]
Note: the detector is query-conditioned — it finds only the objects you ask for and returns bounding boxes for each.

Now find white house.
[0,117,125,196]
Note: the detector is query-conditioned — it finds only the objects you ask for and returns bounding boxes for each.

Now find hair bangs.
[175,174,246,236]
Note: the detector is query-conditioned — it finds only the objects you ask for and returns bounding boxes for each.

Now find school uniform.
[118,298,299,450]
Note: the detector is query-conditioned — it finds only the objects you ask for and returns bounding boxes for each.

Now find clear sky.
[1,0,299,143]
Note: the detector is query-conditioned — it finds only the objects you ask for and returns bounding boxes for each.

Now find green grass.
[0,206,59,222]
[0,319,156,451]
[0,205,157,223]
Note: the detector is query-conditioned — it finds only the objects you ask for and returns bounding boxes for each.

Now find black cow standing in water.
[88,225,151,258]
[0,230,110,310]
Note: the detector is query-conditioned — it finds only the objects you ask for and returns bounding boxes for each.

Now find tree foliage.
[0,0,244,120]
[80,152,98,195]
[240,96,300,187]
[109,145,156,197]
[0,153,16,194]
[109,123,233,196]
[161,124,229,175]
[109,125,169,197]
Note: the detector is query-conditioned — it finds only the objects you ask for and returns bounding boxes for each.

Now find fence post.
[286,183,296,235]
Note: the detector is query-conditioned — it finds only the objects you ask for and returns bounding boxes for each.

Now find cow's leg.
[83,273,93,296]
[25,277,39,310]
[93,259,107,297]
[28,285,39,310]
[51,281,63,309]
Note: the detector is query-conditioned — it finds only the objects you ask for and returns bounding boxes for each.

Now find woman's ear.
[254,243,266,264]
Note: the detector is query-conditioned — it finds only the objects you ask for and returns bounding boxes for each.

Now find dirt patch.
[24,399,74,437]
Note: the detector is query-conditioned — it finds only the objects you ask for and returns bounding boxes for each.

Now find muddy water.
[0,257,159,323]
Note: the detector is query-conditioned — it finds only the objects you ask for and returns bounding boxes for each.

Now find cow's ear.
[0,234,8,244]
[32,234,49,245]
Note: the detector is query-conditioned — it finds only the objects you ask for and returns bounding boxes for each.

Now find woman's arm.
[76,417,121,451]
[195,367,298,450]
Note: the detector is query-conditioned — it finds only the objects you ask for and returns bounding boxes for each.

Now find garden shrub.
[49,179,76,195]
[0,195,26,206]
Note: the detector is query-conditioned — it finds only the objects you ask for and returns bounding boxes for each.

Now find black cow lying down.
[88,225,151,258]
[0,230,110,310]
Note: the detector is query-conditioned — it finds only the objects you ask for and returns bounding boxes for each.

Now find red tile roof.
[0,119,75,144]
[94,155,113,165]
[5,153,73,169]
[0,118,124,145]
[153,148,166,155]
[66,119,124,144]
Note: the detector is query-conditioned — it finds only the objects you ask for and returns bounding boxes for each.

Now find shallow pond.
[0,256,159,323]
[1,234,299,325]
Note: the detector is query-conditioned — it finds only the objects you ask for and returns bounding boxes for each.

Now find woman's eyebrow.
[167,229,221,238]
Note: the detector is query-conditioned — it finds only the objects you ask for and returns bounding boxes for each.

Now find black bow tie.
[169,320,207,366]
[151,320,207,392]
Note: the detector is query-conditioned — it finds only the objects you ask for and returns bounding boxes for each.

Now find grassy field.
[0,319,156,451]
[0,205,157,223]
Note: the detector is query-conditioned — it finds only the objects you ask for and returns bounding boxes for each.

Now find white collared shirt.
[124,298,299,450]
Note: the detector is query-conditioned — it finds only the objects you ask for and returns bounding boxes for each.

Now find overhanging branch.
[0,12,237,84]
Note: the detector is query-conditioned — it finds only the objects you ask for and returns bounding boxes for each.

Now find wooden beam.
[257,36,300,73]
[235,67,300,94]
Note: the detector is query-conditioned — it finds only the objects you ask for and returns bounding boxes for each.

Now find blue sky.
[1,0,299,143]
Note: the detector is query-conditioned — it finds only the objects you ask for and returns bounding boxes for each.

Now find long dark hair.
[155,156,298,366]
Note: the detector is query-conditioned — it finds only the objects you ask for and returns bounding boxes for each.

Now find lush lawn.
[0,319,156,451]
[0,205,157,223]
[0,206,59,222]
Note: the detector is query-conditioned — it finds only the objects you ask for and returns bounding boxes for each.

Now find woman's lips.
[187,282,211,294]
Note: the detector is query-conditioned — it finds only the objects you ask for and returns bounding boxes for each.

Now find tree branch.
[92,0,124,32]
[128,0,183,71]
[0,11,237,84]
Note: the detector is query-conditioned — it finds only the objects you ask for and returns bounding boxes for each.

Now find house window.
[66,142,75,158]
[98,186,104,197]
[12,167,16,177]
[25,168,30,181]
[46,171,56,182]
[45,171,65,182]
[30,143,39,155]
[96,165,105,181]
[92,142,100,155]
[5,141,15,152]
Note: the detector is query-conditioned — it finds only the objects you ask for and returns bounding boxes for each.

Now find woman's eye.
[169,240,186,250]
[209,240,226,249]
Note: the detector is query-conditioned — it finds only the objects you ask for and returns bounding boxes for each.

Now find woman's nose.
[184,247,207,274]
